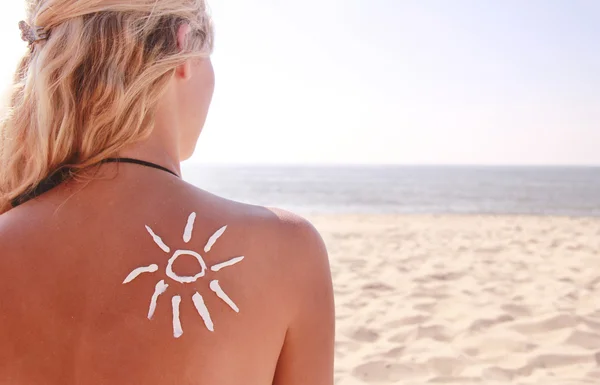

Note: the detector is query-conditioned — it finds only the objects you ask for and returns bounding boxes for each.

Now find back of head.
[0,0,213,213]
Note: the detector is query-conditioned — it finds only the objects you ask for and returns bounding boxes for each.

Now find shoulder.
[202,195,331,288]
[152,180,331,275]
[265,207,328,258]
[260,208,332,310]
[181,182,327,255]
[177,185,333,313]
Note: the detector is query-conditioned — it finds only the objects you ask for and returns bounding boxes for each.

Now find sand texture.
[310,215,600,385]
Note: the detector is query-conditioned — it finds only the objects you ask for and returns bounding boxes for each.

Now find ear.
[175,23,192,80]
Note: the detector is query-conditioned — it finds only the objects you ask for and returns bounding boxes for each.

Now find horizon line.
[183,162,600,168]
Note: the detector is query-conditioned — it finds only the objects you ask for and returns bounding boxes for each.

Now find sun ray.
[123,264,158,284]
[148,280,169,320]
[145,225,171,253]
[192,292,214,332]
[204,225,227,253]
[183,212,197,243]
[211,256,245,272]
[172,295,183,338]
[209,280,239,313]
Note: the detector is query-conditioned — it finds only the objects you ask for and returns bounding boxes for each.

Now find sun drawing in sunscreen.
[123,212,244,338]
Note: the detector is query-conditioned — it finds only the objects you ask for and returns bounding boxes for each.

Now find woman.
[0,1,334,384]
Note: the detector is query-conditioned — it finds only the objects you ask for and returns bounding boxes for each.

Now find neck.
[118,101,183,176]
[118,141,181,177]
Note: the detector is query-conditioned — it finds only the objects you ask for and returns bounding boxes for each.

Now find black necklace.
[101,158,179,178]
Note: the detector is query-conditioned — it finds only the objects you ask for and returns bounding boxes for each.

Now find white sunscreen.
[146,225,171,253]
[172,295,183,338]
[123,264,159,284]
[204,226,227,253]
[192,292,214,332]
[210,280,239,313]
[166,250,208,284]
[183,212,197,243]
[211,256,245,272]
[125,214,246,338]
[148,280,169,320]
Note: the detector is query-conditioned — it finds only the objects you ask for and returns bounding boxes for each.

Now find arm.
[272,216,335,385]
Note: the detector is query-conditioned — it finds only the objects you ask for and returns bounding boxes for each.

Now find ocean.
[181,165,600,217]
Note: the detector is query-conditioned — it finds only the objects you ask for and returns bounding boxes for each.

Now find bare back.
[0,166,334,385]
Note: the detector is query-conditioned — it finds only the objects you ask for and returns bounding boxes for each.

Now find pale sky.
[2,1,599,165]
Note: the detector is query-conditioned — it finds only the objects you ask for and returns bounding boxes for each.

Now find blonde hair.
[0,0,213,213]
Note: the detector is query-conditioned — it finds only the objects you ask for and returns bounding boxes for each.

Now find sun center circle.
[166,250,207,284]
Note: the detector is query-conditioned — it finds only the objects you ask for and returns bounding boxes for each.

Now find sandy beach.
[310,215,600,385]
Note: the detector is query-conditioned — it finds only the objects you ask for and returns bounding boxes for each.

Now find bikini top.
[11,157,179,208]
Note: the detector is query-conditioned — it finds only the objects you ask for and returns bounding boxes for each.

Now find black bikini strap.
[11,157,180,208]
[102,158,180,178]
